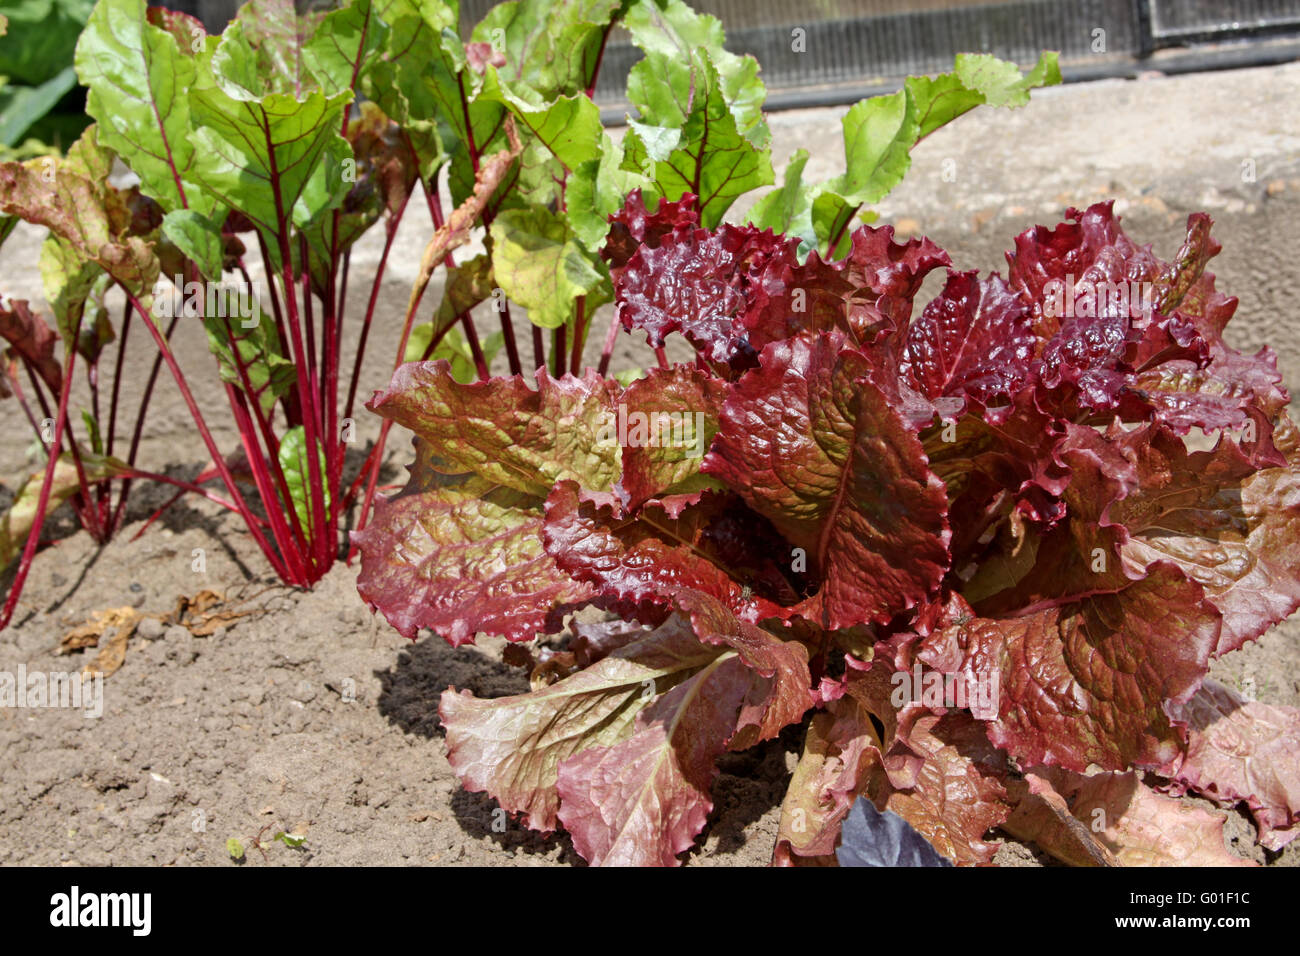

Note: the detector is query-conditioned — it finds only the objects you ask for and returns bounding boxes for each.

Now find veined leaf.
[800,53,1060,256]
[1,451,129,567]
[617,365,727,507]
[622,47,772,229]
[277,425,328,536]
[39,235,109,360]
[1006,767,1252,867]
[405,324,504,382]
[0,295,62,393]
[301,0,388,97]
[161,209,224,281]
[543,485,800,624]
[555,589,812,865]
[355,451,595,645]
[745,147,812,241]
[76,0,218,216]
[1169,679,1300,852]
[479,67,601,172]
[360,0,459,183]
[189,30,353,234]
[489,204,608,329]
[470,0,619,99]
[441,612,717,830]
[702,332,951,629]
[304,101,417,293]
[216,0,325,99]
[622,0,767,143]
[566,131,652,251]
[0,126,160,298]
[367,361,620,497]
[928,567,1219,773]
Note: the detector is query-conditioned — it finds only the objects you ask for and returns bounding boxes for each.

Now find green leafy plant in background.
[0,0,1058,629]
[0,0,95,156]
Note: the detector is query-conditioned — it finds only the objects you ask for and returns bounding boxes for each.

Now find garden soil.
[3,61,1300,866]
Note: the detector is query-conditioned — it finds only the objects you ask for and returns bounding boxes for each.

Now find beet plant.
[0,0,1058,627]
[357,198,1300,860]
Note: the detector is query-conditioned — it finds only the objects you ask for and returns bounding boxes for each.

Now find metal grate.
[1151,0,1300,40]
[592,0,1143,100]
[168,0,1300,106]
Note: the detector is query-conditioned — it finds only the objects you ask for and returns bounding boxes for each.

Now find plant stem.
[254,232,300,427]
[570,295,587,373]
[127,292,291,581]
[224,382,311,584]
[350,418,393,549]
[552,325,567,377]
[127,467,270,525]
[532,324,545,374]
[88,361,100,443]
[336,249,350,347]
[498,299,522,376]
[106,299,130,457]
[344,191,410,425]
[217,313,306,556]
[458,73,480,176]
[264,132,330,576]
[825,202,862,259]
[57,376,101,541]
[597,306,622,377]
[103,299,132,525]
[585,22,614,98]
[22,360,53,424]
[110,312,179,534]
[299,232,320,403]
[6,363,45,442]
[330,248,349,472]
[0,346,78,630]
[461,311,490,380]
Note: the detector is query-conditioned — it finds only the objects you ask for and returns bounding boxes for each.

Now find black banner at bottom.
[1,864,1295,941]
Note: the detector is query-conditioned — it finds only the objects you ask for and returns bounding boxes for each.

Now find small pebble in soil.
[162,625,198,665]
[137,617,166,641]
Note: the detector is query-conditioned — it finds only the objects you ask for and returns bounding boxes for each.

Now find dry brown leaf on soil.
[57,607,142,678]
[165,586,273,635]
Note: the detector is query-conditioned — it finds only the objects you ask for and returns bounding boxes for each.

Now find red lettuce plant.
[357,191,1300,866]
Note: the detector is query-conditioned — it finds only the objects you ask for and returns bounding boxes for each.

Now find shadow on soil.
[374,630,800,865]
